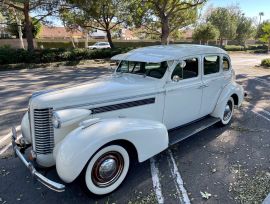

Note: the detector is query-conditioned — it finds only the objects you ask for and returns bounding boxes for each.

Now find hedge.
[261,58,270,67]
[36,40,162,49]
[0,47,132,65]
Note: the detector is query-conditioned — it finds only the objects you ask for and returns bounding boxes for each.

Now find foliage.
[0,0,62,51]
[259,22,270,51]
[235,15,255,47]
[131,0,206,44]
[0,47,131,65]
[207,7,238,45]
[256,21,269,39]
[192,22,219,43]
[261,58,270,67]
[6,18,42,38]
[66,0,132,48]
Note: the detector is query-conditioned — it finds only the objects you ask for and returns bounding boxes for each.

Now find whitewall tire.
[85,145,130,195]
[220,97,234,126]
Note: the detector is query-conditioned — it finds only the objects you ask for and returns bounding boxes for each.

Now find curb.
[263,193,270,204]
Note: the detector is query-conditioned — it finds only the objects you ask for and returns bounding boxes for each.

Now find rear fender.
[211,82,244,119]
[54,118,168,183]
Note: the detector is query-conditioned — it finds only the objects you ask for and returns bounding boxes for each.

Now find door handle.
[197,84,208,89]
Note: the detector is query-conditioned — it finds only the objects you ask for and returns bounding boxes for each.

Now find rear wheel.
[219,97,234,126]
[85,145,130,195]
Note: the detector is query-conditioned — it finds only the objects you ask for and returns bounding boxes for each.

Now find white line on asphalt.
[0,135,22,156]
[251,110,270,122]
[150,157,164,204]
[167,150,190,204]
[0,126,21,146]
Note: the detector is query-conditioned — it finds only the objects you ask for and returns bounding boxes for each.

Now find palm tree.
[259,12,264,25]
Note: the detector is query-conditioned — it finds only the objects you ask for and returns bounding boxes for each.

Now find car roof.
[111,44,227,63]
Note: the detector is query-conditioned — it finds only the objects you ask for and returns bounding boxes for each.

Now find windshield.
[116,61,168,79]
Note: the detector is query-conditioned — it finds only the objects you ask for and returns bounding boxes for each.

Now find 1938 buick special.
[12,45,244,195]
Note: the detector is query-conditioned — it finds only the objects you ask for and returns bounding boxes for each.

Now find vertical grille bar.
[34,108,54,154]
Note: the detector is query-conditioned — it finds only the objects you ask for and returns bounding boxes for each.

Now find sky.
[48,0,270,26]
[205,0,270,21]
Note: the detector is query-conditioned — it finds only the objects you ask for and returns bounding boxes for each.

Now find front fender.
[54,118,168,183]
[211,82,244,119]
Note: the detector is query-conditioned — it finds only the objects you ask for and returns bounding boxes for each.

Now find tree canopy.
[132,0,206,44]
[207,7,238,46]
[192,22,219,44]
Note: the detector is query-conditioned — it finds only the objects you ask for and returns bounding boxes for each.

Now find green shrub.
[223,45,245,51]
[0,47,131,65]
[261,58,270,67]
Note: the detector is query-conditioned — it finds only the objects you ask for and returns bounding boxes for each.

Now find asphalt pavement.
[0,54,269,204]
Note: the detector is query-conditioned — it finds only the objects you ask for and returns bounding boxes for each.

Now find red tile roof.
[39,26,84,39]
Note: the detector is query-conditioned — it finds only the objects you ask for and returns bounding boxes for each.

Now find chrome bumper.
[11,127,65,192]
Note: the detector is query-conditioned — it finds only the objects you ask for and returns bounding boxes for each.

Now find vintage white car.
[88,42,111,50]
[12,44,244,195]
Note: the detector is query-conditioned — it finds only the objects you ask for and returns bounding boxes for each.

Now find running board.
[169,116,220,146]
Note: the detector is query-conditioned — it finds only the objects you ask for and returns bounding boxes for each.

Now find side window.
[204,55,220,75]
[171,58,199,81]
[223,56,230,71]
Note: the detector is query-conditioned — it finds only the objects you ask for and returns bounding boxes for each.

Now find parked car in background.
[12,45,244,195]
[88,42,111,49]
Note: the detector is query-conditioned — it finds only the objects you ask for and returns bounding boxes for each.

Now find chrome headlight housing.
[51,109,92,129]
[52,112,61,128]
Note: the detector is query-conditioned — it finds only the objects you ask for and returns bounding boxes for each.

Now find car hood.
[30,74,162,110]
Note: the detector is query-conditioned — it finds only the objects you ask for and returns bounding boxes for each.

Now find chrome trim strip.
[55,91,164,111]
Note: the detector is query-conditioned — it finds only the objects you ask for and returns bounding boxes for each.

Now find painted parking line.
[251,106,270,122]
[0,126,22,156]
[0,126,21,146]
[167,150,190,204]
[150,157,164,204]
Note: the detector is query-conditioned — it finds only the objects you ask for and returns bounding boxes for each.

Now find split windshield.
[116,61,168,79]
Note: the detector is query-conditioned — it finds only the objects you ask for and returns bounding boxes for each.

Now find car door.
[222,55,233,86]
[200,55,224,116]
[163,56,203,129]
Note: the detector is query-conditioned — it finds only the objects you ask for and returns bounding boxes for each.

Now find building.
[39,26,84,39]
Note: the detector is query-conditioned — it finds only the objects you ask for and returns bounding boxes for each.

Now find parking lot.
[0,53,269,204]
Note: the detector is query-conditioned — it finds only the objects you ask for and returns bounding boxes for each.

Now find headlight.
[52,112,61,128]
[51,109,91,129]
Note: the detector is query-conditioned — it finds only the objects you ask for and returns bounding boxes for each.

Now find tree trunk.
[70,35,76,48]
[84,30,89,48]
[106,29,114,49]
[268,38,270,53]
[161,17,170,45]
[13,9,24,49]
[219,37,223,47]
[23,3,34,51]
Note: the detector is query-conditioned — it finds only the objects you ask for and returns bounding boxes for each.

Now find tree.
[259,12,264,25]
[192,22,219,44]
[207,7,238,46]
[235,15,254,47]
[7,18,42,38]
[0,0,61,51]
[132,0,206,44]
[256,21,270,39]
[67,0,132,48]
[259,22,270,53]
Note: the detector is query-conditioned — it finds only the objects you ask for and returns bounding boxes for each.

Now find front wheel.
[85,145,130,195]
[219,97,234,126]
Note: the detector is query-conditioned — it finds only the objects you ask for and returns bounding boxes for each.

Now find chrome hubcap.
[92,151,124,187]
[99,159,117,179]
[223,101,233,121]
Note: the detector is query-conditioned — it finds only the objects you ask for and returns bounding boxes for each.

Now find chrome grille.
[34,108,54,154]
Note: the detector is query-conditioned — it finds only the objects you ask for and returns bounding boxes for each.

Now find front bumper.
[11,127,65,192]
